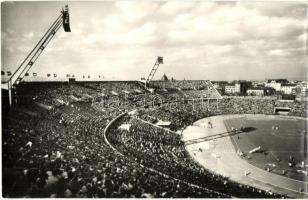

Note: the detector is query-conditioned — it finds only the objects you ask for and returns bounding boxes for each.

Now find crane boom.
[145,56,163,88]
[5,5,71,106]
[16,18,63,84]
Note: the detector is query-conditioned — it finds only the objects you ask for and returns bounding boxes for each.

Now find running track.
[182,114,308,198]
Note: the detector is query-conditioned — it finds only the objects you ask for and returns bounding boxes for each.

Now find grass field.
[224,115,307,182]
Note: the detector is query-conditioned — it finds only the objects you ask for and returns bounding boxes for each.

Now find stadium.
[2,79,307,198]
[1,2,308,198]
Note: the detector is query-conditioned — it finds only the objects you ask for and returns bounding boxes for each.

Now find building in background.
[281,84,297,94]
[265,79,288,91]
[247,87,264,96]
[224,80,252,95]
[238,80,252,94]
[212,81,228,94]
[225,82,241,94]
[264,87,276,96]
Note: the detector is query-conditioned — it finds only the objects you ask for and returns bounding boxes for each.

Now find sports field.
[224,115,307,182]
[183,114,308,198]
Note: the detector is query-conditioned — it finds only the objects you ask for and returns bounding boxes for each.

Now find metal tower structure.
[145,56,163,88]
[4,5,71,106]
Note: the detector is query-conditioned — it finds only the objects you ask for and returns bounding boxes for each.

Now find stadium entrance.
[274,107,291,115]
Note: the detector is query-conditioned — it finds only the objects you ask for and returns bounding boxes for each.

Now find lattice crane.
[4,5,71,106]
[145,56,163,88]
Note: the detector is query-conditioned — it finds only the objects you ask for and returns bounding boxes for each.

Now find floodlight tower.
[145,56,163,88]
[4,5,71,107]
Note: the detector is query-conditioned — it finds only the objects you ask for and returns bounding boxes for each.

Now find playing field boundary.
[224,114,308,184]
[183,114,308,198]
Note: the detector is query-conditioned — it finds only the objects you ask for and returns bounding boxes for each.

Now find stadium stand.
[3,80,305,197]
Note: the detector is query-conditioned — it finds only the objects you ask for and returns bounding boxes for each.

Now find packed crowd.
[3,100,222,197]
[106,116,285,198]
[151,80,212,91]
[137,97,307,131]
[3,81,225,197]
[3,80,305,198]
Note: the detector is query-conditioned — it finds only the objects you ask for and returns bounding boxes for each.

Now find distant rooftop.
[281,84,296,87]
[267,79,288,83]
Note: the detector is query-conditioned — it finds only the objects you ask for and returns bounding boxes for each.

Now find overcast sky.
[1,1,307,81]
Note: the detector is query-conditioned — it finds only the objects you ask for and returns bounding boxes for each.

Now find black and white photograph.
[1,0,308,198]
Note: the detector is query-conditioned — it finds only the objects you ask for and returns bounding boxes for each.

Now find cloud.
[268,49,289,56]
[298,33,306,42]
[23,32,34,39]
[1,1,307,81]
[159,2,196,16]
[252,2,307,18]
[115,1,160,23]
